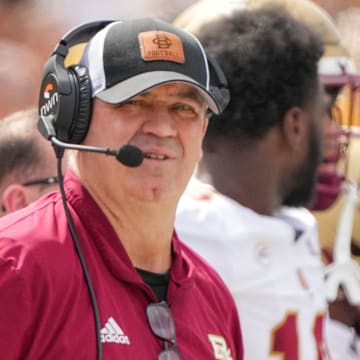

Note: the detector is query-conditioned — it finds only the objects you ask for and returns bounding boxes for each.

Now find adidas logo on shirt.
[100,317,130,345]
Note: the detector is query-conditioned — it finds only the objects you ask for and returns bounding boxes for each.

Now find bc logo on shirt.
[208,334,233,360]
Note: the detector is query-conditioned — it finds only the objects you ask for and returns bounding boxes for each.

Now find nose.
[141,107,177,137]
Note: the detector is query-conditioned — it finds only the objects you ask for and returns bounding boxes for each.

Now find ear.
[1,184,29,214]
[281,107,306,150]
[201,116,209,136]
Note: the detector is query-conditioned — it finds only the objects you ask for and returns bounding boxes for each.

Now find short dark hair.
[196,7,324,148]
[0,108,45,187]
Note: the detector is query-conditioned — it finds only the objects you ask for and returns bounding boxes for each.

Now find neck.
[80,174,176,274]
[104,192,176,273]
[199,137,285,216]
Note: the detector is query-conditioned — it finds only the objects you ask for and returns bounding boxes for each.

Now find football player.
[174,0,360,358]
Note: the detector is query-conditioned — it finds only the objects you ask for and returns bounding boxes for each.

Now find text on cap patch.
[138,31,185,64]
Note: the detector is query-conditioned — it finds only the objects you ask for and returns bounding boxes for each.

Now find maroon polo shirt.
[0,171,243,359]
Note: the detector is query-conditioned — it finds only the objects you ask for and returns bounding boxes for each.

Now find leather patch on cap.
[138,31,185,63]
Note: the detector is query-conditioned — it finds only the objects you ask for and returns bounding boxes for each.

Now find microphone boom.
[38,115,144,167]
[50,137,144,167]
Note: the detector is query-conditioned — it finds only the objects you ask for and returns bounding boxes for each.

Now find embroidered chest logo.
[100,317,130,345]
[208,334,233,360]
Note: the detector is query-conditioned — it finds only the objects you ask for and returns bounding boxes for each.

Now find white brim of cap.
[95,71,220,114]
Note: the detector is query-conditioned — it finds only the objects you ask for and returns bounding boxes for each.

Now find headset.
[38,20,230,145]
[37,19,230,360]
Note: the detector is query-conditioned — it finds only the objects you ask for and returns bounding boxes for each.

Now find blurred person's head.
[175,2,325,211]
[0,107,65,215]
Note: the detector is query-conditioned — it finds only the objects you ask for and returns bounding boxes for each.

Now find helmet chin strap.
[324,179,360,305]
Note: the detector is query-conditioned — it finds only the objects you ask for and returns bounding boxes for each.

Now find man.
[0,107,61,215]
[0,18,243,359]
[174,3,329,359]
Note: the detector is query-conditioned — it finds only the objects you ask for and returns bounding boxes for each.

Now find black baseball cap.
[79,18,222,114]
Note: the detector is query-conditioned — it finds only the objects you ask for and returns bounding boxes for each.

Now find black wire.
[55,148,102,360]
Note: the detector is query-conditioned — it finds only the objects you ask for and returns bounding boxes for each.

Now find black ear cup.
[68,65,92,143]
[38,20,114,144]
[38,59,92,144]
[207,54,230,114]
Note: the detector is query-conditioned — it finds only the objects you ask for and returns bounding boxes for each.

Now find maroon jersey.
[0,171,243,359]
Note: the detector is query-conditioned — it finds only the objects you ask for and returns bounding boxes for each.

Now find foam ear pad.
[38,21,114,144]
[68,65,92,143]
[38,55,92,144]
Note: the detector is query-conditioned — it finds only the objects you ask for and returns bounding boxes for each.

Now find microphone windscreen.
[116,145,144,167]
